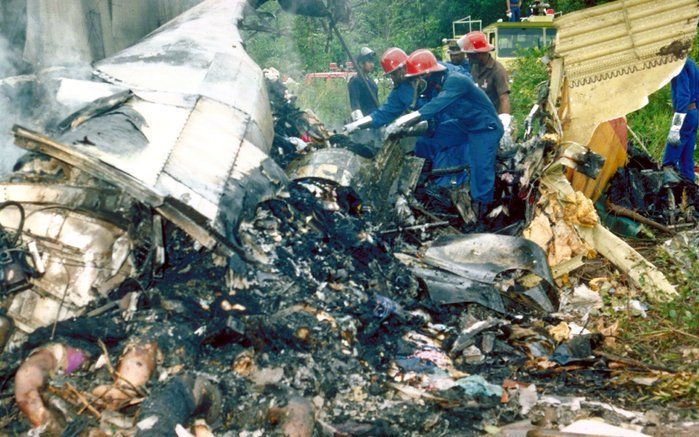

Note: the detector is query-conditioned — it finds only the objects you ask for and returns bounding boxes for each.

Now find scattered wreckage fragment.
[0,163,139,336]
[536,156,677,302]
[397,234,558,314]
[286,137,424,220]
[0,0,695,435]
[14,0,289,258]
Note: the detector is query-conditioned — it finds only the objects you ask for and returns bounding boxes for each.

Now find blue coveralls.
[416,72,503,203]
[662,58,699,182]
[445,61,471,77]
[509,1,521,22]
[413,63,465,161]
[369,81,418,128]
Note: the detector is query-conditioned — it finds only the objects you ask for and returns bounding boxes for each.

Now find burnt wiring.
[0,201,25,248]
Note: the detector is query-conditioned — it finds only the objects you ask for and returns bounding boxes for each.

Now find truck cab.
[483,18,557,69]
[443,14,557,71]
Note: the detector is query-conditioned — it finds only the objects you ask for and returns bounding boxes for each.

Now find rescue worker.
[507,0,522,22]
[386,49,503,216]
[344,47,417,132]
[460,31,512,140]
[347,47,379,120]
[529,0,550,16]
[662,57,699,182]
[446,40,470,76]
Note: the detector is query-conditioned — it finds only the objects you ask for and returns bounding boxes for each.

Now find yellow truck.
[482,18,556,69]
[443,14,556,69]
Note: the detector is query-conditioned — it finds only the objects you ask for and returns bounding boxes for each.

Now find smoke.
[0,33,27,177]
[0,2,94,178]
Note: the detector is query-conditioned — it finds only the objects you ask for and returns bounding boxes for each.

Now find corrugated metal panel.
[552,0,699,146]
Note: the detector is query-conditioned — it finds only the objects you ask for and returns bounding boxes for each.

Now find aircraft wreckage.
[0,0,698,435]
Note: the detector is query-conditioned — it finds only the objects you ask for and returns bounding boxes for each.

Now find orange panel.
[569,118,628,201]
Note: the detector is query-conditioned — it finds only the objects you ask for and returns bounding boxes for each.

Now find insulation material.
[563,191,598,228]
[541,165,677,302]
[523,214,553,251]
[524,190,595,268]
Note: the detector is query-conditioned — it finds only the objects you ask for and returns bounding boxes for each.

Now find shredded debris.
[0,1,697,436]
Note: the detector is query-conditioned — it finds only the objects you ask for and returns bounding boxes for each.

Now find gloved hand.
[350,109,364,122]
[386,111,421,136]
[523,104,539,138]
[343,115,373,134]
[667,112,686,147]
[498,113,512,133]
[506,11,512,18]
[498,113,514,149]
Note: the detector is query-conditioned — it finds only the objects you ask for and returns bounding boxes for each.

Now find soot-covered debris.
[0,69,693,437]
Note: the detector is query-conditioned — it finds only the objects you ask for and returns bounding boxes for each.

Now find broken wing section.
[551,0,699,147]
[13,0,288,255]
[93,0,274,149]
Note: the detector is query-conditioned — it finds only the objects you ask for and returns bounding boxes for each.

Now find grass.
[509,48,549,137]
[598,243,699,407]
[626,86,673,161]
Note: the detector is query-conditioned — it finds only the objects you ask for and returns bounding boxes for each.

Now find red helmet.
[458,31,495,53]
[405,49,447,78]
[380,48,408,75]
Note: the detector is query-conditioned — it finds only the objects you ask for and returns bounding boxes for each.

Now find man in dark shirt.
[347,47,379,119]
[459,31,512,137]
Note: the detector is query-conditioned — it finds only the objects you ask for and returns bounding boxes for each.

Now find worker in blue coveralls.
[385,49,503,219]
[662,57,698,183]
[344,48,417,132]
[507,0,522,22]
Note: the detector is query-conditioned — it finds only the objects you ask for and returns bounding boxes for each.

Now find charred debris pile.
[0,69,693,437]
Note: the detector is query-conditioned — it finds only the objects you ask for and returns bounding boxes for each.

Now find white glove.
[386,111,422,136]
[344,115,373,134]
[498,113,512,133]
[288,137,308,152]
[506,11,512,18]
[351,109,364,122]
[667,112,686,147]
[523,104,539,137]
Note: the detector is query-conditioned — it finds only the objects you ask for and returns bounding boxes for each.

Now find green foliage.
[246,0,508,76]
[295,79,350,129]
[626,87,672,161]
[606,246,699,406]
[509,47,549,135]
[294,77,391,130]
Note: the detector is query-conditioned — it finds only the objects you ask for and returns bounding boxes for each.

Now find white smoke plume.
[0,33,28,177]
